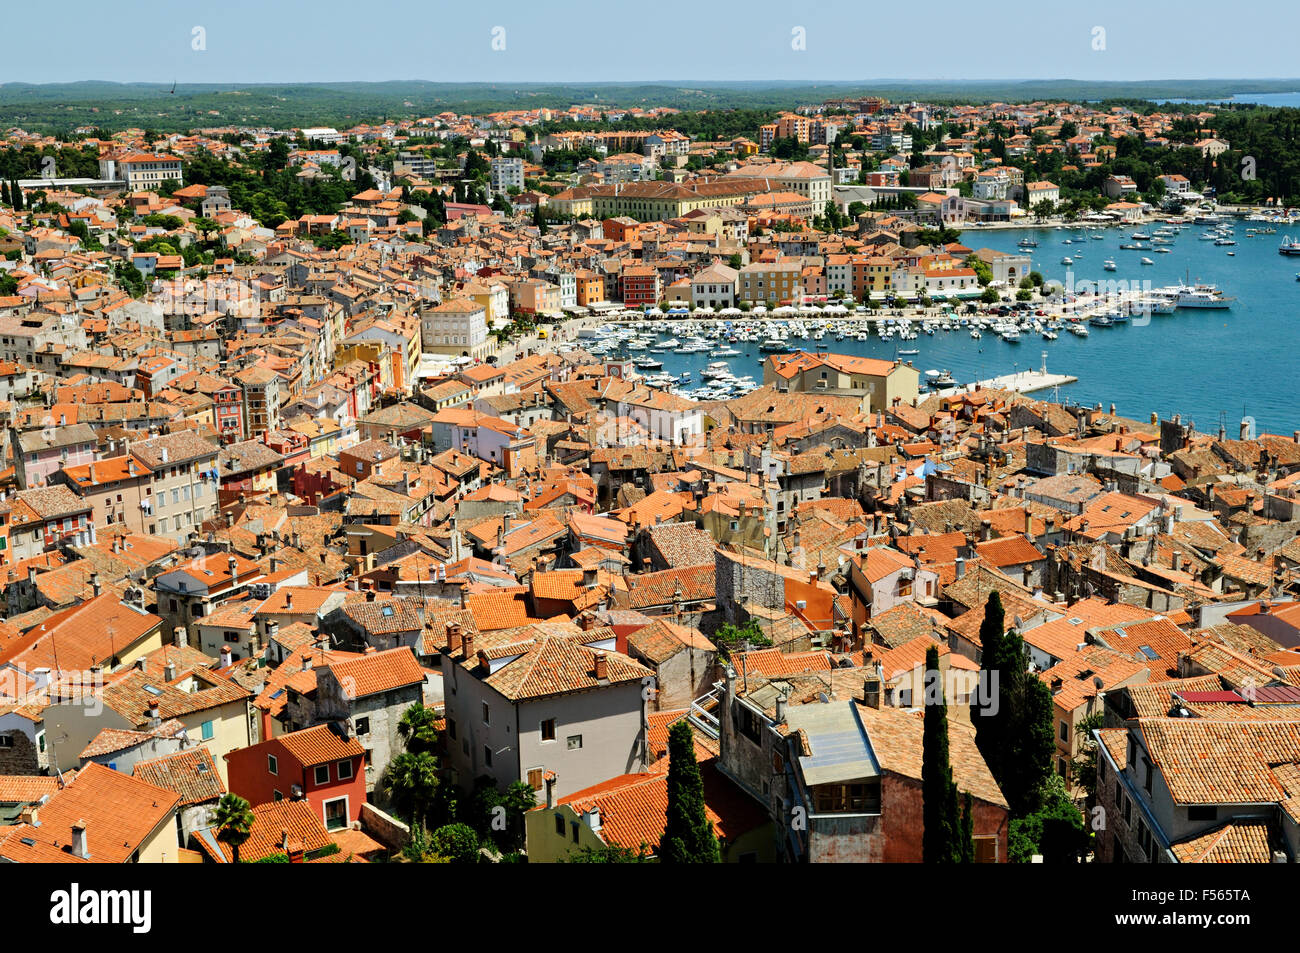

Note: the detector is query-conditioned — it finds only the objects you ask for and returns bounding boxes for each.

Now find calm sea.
[611,221,1300,434]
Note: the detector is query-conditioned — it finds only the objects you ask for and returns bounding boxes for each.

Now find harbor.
[555,215,1300,429]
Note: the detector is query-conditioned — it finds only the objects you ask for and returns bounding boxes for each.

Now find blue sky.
[5,0,1299,85]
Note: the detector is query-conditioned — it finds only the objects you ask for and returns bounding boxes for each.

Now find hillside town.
[0,92,1298,868]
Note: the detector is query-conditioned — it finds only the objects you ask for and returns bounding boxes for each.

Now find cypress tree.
[972,589,1007,773]
[660,720,719,863]
[11,181,23,211]
[1,179,9,206]
[958,790,975,863]
[922,645,959,863]
[1005,674,1056,817]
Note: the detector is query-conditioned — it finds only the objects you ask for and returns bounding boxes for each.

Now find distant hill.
[1,79,1298,133]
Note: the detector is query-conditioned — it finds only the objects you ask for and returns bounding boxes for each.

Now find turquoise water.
[616,221,1300,433]
[1156,93,1300,107]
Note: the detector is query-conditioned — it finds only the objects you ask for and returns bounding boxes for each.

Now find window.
[200,720,214,741]
[973,836,999,863]
[1188,805,1218,822]
[482,702,490,724]
[527,768,544,790]
[813,781,881,814]
[273,790,283,801]
[323,797,348,831]
[337,759,353,780]
[355,717,370,735]
[540,718,556,742]
[566,735,583,750]
[571,821,580,844]
[484,745,492,767]
[315,765,330,785]
[555,813,565,836]
[267,754,278,775]
[1059,721,1070,742]
[0,736,12,748]
[1142,756,1153,794]
[448,719,457,740]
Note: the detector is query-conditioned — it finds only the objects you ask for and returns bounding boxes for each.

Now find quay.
[936,368,1077,396]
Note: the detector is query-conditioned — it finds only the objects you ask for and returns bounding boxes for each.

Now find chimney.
[582,568,597,588]
[174,625,188,649]
[164,660,176,682]
[448,622,463,655]
[90,571,101,597]
[593,651,608,680]
[285,591,294,611]
[227,555,238,580]
[980,518,992,542]
[147,702,161,727]
[544,773,557,809]
[70,820,90,860]
[18,805,39,827]
[219,645,233,668]
[266,620,279,643]
[863,664,883,709]
[1024,509,1034,541]
[462,631,475,658]
[954,556,965,579]
[775,693,788,723]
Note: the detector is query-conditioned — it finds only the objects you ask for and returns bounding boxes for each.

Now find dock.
[936,368,1077,397]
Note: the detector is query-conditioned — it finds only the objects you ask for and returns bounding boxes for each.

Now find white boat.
[1061,256,1074,265]
[1103,259,1117,271]
[1166,283,1235,308]
[1069,324,1090,337]
[969,329,981,339]
[1140,257,1154,265]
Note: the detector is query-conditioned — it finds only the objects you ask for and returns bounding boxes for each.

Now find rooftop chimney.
[70,820,90,860]
[593,651,608,680]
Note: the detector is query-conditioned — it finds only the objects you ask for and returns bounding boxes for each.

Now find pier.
[936,368,1077,397]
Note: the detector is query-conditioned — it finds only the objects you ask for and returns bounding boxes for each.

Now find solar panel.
[1139,645,1159,660]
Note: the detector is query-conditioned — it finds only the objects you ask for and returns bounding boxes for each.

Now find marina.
[556,215,1300,429]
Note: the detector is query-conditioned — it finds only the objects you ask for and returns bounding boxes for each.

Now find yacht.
[1103,259,1117,271]
[1069,324,1090,337]
[1019,237,1039,248]
[1061,256,1074,265]
[925,369,958,387]
[969,329,981,339]
[1279,236,1300,256]
[1131,231,1152,240]
[1140,257,1154,265]
[634,357,663,369]
[1214,238,1237,246]
[1171,284,1235,308]
[758,338,793,352]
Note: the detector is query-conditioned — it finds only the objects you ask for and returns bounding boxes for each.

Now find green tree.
[383,751,440,830]
[532,203,548,236]
[972,591,1008,776]
[213,793,254,864]
[958,790,975,863]
[397,702,440,755]
[979,286,999,305]
[567,843,651,863]
[712,618,772,655]
[1070,712,1106,802]
[1006,675,1056,817]
[0,180,8,206]
[1032,199,1056,221]
[429,823,480,864]
[660,720,720,863]
[922,645,960,863]
[1008,775,1086,862]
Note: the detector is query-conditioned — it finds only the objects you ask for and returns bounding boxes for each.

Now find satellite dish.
[817,692,830,704]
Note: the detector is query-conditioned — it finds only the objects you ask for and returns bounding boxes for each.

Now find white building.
[421,298,490,360]
[490,157,525,194]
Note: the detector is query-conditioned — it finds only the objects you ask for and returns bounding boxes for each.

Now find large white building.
[490,157,525,194]
[729,161,832,211]
[98,153,184,191]
[421,298,490,360]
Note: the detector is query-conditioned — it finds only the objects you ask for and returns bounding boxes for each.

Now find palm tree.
[213,793,254,864]
[397,702,439,755]
[383,751,439,830]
